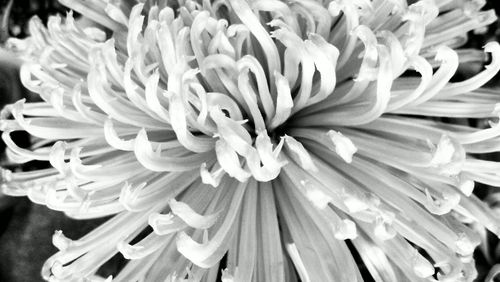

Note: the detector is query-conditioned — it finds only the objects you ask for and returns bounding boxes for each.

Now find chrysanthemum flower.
[3,0,500,281]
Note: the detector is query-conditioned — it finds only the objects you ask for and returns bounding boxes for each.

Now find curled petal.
[134,129,214,172]
[169,198,220,229]
[176,181,247,268]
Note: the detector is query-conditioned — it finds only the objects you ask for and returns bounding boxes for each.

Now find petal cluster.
[2,0,500,281]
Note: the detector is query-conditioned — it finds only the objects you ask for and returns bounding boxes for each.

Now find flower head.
[2,0,500,281]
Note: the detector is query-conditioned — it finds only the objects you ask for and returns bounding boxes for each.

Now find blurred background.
[1,0,500,281]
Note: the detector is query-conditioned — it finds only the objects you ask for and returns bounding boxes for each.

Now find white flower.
[2,0,500,281]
